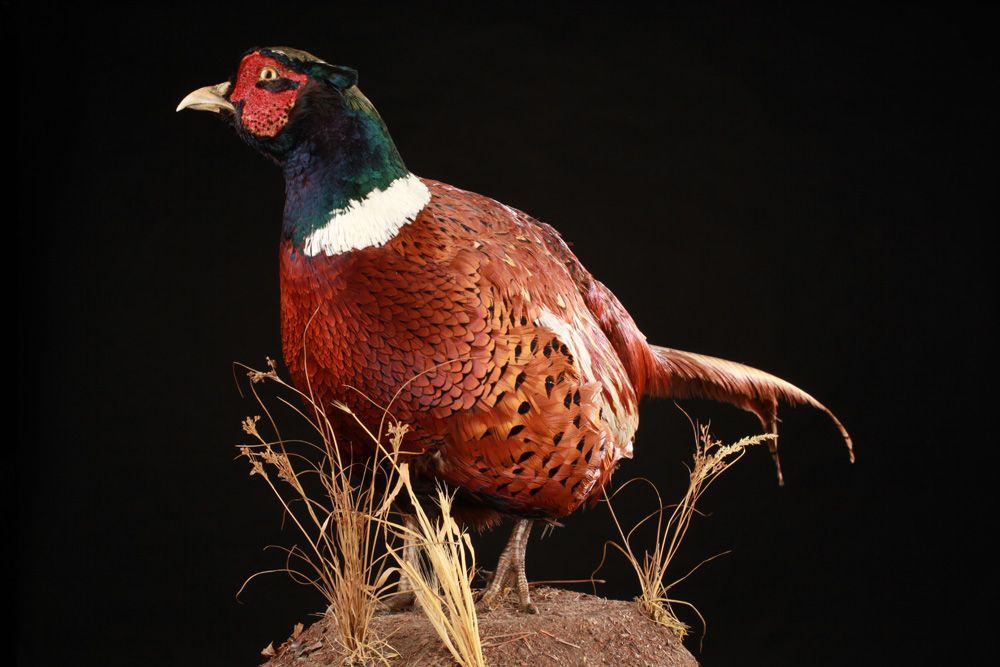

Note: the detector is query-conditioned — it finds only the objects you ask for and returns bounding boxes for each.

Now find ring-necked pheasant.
[178,47,853,613]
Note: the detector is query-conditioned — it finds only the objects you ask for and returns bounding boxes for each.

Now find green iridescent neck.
[281,88,409,248]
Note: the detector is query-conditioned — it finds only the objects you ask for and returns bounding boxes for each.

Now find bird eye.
[259,66,280,81]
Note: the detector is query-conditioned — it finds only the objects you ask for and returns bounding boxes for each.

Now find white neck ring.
[301,173,430,257]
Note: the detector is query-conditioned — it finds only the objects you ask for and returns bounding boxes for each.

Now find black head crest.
[259,47,359,90]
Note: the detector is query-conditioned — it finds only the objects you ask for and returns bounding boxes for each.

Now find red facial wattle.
[229,53,309,137]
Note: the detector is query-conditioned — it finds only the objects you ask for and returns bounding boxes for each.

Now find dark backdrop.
[16,4,993,665]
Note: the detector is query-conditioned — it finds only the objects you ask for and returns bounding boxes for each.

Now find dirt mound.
[263,587,697,666]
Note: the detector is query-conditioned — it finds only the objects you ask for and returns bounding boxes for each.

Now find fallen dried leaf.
[260,642,276,657]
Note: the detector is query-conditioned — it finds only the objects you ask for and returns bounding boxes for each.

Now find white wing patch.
[302,173,430,256]
[537,307,596,381]
[537,306,639,459]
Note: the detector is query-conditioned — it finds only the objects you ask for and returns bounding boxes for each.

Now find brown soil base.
[262,587,697,666]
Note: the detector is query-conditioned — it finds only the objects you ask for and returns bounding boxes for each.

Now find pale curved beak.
[176,81,234,113]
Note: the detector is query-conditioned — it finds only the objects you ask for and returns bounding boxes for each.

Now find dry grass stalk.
[385,464,486,667]
[236,357,484,665]
[596,422,774,639]
[236,357,407,664]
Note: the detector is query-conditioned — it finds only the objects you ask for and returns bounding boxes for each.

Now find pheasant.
[178,47,853,613]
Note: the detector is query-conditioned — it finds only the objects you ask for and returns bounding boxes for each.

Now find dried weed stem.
[596,421,773,639]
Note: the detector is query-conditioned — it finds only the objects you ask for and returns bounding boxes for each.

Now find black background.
[16,4,994,665]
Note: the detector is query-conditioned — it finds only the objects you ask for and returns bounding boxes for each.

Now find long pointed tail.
[646,345,854,485]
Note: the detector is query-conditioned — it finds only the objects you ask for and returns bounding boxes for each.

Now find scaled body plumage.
[280,176,643,522]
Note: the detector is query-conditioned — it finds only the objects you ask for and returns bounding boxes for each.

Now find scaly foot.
[477,519,536,613]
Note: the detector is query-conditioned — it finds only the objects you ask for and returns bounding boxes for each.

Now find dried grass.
[235,357,483,665]
[386,466,486,667]
[595,419,773,640]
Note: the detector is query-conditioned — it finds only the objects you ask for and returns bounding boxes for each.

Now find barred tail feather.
[646,345,854,485]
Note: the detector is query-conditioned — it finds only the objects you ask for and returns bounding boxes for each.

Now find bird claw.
[476,576,512,610]
[478,519,536,613]
[474,592,499,612]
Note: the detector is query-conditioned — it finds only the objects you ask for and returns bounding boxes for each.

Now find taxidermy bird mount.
[178,46,853,613]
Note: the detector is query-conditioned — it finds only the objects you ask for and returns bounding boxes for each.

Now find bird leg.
[478,518,536,614]
[385,514,418,611]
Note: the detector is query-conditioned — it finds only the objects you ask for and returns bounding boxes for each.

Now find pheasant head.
[177,46,418,254]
